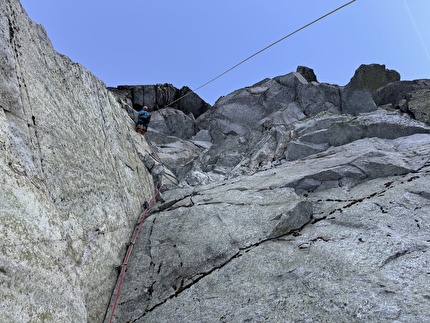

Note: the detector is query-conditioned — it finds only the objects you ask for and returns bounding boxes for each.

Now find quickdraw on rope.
[108,185,163,323]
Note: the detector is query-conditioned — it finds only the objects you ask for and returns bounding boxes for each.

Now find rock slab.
[1,1,157,322]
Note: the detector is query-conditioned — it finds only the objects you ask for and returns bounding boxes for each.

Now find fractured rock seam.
[130,172,422,320]
[132,225,311,322]
[379,245,428,268]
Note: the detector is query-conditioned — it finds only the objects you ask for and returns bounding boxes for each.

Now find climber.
[136,106,151,135]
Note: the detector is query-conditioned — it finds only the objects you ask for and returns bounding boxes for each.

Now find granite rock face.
[0,1,159,322]
[374,79,430,124]
[106,64,430,322]
[110,134,430,323]
[167,65,428,185]
[341,64,400,116]
[3,1,430,322]
[109,84,210,119]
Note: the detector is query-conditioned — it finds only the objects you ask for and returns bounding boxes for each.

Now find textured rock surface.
[105,61,430,322]
[346,63,400,91]
[341,64,400,116]
[3,1,430,322]
[105,65,430,322]
[110,134,430,323]
[373,79,430,123]
[406,89,430,124]
[116,66,417,187]
[109,84,210,119]
[0,1,159,322]
[183,77,430,185]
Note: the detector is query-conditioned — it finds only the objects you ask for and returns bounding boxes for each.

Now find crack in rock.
[380,245,428,267]
[322,181,396,215]
[151,191,201,213]
[132,221,314,322]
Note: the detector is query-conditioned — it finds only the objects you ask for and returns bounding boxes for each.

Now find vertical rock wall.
[0,0,154,321]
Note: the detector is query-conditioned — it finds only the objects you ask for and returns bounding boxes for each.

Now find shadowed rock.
[341,64,400,115]
[297,65,318,83]
[109,84,210,119]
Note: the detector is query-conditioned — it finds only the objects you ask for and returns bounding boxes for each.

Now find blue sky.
[20,0,430,105]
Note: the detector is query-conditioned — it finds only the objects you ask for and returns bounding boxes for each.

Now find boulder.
[342,64,400,115]
[260,102,306,130]
[341,87,377,115]
[346,64,400,90]
[149,107,196,140]
[205,87,270,132]
[145,131,203,181]
[188,89,430,186]
[109,84,210,119]
[273,71,308,87]
[177,86,211,117]
[373,80,430,125]
[296,65,318,83]
[247,126,292,172]
[192,129,212,142]
[373,80,425,106]
[200,71,341,142]
[298,82,341,116]
[408,89,430,124]
[199,136,249,174]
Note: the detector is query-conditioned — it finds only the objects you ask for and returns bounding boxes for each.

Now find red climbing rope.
[109,185,163,323]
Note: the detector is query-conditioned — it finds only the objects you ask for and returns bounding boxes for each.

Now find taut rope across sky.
[166,0,357,107]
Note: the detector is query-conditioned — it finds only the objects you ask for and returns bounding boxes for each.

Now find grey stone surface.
[109,84,210,119]
[149,107,196,140]
[285,110,430,160]
[341,87,377,115]
[346,63,400,90]
[341,64,400,116]
[109,171,313,323]
[110,133,430,323]
[296,65,318,83]
[0,1,160,322]
[105,65,430,322]
[3,3,430,323]
[298,82,341,116]
[373,79,430,124]
[145,130,204,182]
[408,89,430,124]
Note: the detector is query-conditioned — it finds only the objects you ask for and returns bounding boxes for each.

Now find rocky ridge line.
[106,64,430,322]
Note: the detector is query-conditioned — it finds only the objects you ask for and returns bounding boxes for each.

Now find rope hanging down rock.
[108,185,163,323]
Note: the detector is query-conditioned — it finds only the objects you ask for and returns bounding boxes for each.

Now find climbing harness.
[108,184,163,323]
[165,0,356,108]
